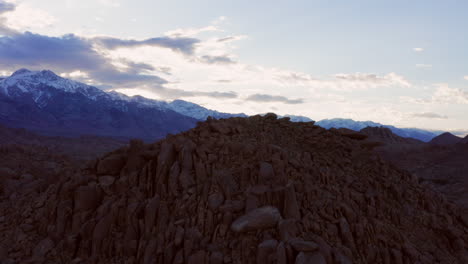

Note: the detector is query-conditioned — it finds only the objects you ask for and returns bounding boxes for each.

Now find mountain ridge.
[429,132,462,145]
[0,69,452,142]
[316,118,443,142]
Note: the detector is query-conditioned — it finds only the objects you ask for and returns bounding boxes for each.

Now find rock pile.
[1,114,467,263]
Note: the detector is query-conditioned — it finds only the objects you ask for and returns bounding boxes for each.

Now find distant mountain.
[167,99,247,120]
[315,118,442,142]
[0,69,197,140]
[283,115,314,122]
[462,135,468,144]
[429,132,462,145]
[360,126,423,145]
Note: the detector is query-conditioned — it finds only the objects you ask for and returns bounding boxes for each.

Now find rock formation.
[429,132,462,146]
[0,114,467,263]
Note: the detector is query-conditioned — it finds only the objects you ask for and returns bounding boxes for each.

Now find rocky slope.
[356,127,468,212]
[0,115,467,263]
[0,124,127,163]
[429,132,462,146]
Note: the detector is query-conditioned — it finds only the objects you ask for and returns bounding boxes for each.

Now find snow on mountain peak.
[11,68,33,76]
[1,69,91,93]
[0,69,105,101]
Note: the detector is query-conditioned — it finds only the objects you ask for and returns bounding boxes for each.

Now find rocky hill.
[1,114,466,263]
[0,124,127,162]
[429,132,462,146]
[359,126,423,145]
[352,126,468,212]
[462,136,468,144]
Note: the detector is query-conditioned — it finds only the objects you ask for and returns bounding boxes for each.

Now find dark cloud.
[94,36,200,55]
[201,55,235,64]
[246,94,304,104]
[0,1,14,13]
[216,79,232,83]
[0,32,167,87]
[217,36,236,42]
[412,112,448,119]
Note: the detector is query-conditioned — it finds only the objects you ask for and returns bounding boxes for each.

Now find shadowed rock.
[231,206,282,232]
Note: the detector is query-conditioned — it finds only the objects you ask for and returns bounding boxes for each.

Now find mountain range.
[0,69,450,142]
[316,118,443,142]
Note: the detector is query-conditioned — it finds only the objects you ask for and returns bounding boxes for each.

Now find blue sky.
[0,0,467,132]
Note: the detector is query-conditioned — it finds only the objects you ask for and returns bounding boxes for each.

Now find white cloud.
[0,70,12,76]
[464,76,468,81]
[98,0,121,7]
[165,26,220,38]
[432,84,468,104]
[3,3,56,32]
[60,70,89,79]
[411,112,448,119]
[400,84,468,105]
[413,48,424,52]
[416,64,432,68]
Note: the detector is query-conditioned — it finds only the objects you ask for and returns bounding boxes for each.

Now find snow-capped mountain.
[0,69,197,140]
[315,118,442,142]
[284,115,314,122]
[1,69,105,103]
[167,100,247,120]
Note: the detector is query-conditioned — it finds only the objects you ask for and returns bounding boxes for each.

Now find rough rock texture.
[1,114,467,263]
[359,126,468,212]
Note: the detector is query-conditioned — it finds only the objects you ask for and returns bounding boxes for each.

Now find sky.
[0,0,467,132]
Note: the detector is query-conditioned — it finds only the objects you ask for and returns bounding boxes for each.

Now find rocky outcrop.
[429,132,462,145]
[0,114,467,263]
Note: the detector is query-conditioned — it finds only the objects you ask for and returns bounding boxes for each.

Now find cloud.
[464,76,468,81]
[0,1,14,13]
[1,1,56,34]
[0,32,168,87]
[401,84,468,105]
[0,0,16,35]
[413,48,424,52]
[416,64,432,68]
[412,112,448,119]
[245,94,304,104]
[331,72,411,89]
[432,84,468,104]
[114,87,238,100]
[98,0,121,7]
[217,35,247,43]
[200,55,235,64]
[165,26,219,38]
[94,36,200,55]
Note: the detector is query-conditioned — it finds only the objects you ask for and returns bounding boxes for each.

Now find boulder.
[295,252,327,264]
[97,154,126,175]
[231,206,282,232]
